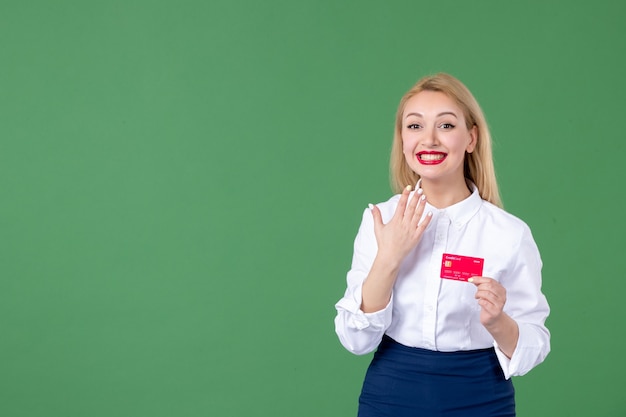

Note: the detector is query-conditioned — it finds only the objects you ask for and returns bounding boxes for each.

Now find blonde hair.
[390,73,502,208]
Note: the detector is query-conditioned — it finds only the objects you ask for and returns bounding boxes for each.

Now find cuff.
[335,284,393,331]
[493,323,549,379]
[493,341,514,380]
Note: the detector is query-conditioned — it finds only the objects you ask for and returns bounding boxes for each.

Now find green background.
[1,1,624,416]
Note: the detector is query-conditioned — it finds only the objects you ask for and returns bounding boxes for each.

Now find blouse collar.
[418,179,483,229]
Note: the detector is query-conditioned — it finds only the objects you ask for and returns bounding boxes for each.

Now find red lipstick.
[416,151,447,165]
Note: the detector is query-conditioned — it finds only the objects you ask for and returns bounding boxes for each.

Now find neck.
[419,177,472,209]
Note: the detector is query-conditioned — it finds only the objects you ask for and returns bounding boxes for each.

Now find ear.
[466,125,478,153]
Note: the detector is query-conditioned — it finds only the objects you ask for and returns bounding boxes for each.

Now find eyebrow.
[404,111,458,119]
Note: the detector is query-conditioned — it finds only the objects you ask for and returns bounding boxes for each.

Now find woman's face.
[401,91,477,185]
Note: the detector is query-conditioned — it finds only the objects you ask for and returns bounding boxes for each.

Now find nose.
[421,125,440,147]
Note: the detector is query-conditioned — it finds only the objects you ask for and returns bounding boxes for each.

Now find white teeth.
[419,153,445,161]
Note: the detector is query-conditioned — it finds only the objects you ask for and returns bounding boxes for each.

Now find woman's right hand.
[360,185,433,313]
[370,184,433,268]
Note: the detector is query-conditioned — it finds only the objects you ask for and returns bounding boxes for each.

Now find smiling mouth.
[417,152,447,165]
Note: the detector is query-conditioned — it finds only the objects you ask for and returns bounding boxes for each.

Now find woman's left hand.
[468,276,507,328]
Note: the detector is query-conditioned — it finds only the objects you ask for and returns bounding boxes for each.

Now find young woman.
[334,73,550,416]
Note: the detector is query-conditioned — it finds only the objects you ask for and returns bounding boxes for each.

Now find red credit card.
[440,253,484,282]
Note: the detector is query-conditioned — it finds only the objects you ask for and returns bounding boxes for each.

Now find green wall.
[1,1,624,416]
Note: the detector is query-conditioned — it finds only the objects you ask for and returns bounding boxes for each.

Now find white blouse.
[334,186,550,379]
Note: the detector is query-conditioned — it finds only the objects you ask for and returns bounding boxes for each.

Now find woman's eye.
[440,123,455,129]
[407,123,421,129]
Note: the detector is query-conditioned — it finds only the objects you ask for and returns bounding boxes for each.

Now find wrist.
[483,314,519,358]
[484,312,512,333]
[374,250,403,272]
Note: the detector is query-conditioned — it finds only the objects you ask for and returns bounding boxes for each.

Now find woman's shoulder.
[479,199,533,235]
[372,192,403,220]
[376,192,403,207]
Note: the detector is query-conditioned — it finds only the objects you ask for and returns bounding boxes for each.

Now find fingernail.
[417,188,423,195]
[468,278,474,283]
[368,203,374,210]
[427,211,433,217]
[420,195,426,201]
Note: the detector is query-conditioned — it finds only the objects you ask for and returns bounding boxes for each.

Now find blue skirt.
[358,336,515,417]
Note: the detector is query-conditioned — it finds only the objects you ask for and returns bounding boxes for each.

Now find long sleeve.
[334,208,393,355]
[493,224,551,378]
